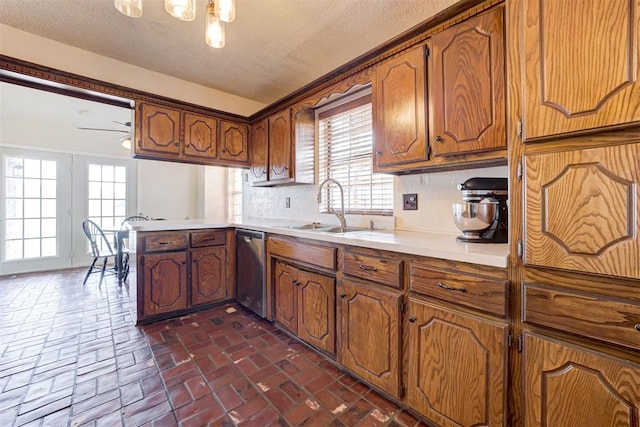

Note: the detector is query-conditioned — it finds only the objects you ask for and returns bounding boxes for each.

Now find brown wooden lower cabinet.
[407,297,508,426]
[337,279,402,399]
[142,251,188,317]
[273,260,336,354]
[191,246,227,306]
[524,332,640,426]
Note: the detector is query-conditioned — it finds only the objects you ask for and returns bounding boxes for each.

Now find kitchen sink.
[276,223,332,230]
[321,226,369,233]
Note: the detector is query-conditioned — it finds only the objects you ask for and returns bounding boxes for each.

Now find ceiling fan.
[78,120,131,133]
[78,121,133,149]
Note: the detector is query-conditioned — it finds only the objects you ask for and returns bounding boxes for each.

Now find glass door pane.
[1,149,72,274]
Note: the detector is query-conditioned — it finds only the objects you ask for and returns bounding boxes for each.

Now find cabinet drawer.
[343,251,402,289]
[191,230,226,247]
[144,233,188,252]
[410,264,508,317]
[268,235,336,270]
[523,282,640,350]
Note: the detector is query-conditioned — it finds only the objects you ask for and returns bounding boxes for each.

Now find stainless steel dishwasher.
[235,229,266,317]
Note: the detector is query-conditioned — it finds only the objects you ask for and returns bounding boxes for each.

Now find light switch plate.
[403,194,418,210]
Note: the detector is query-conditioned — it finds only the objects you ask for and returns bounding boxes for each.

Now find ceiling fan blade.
[112,121,132,127]
[78,127,130,133]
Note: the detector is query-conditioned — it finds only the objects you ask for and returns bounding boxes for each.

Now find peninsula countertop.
[125,218,509,268]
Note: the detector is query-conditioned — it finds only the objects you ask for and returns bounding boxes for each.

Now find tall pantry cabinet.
[510,0,640,424]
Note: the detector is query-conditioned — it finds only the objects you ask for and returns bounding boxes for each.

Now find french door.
[0,148,72,274]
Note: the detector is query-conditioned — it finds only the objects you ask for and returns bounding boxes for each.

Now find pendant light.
[215,0,236,23]
[165,0,196,21]
[120,135,132,150]
[114,0,143,18]
[206,1,225,48]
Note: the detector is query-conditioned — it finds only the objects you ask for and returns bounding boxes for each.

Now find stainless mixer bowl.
[452,202,498,236]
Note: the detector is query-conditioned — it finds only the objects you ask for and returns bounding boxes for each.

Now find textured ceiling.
[0,0,458,105]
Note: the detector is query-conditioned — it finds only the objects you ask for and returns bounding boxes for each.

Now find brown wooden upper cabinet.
[431,6,506,156]
[249,119,268,184]
[373,45,429,171]
[522,0,640,141]
[219,120,249,163]
[136,102,182,156]
[523,142,640,279]
[268,109,293,183]
[135,101,249,166]
[249,107,314,186]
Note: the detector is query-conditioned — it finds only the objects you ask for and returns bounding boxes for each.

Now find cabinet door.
[522,0,640,140]
[136,102,181,156]
[407,298,508,427]
[250,119,269,184]
[524,143,640,279]
[182,112,218,160]
[373,45,428,169]
[297,270,335,354]
[191,246,227,306]
[142,252,187,317]
[431,7,505,156]
[524,332,640,426]
[337,280,401,398]
[274,261,297,333]
[219,121,249,163]
[268,109,292,182]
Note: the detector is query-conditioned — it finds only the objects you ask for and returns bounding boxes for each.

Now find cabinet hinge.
[424,46,430,58]
[426,144,432,158]
[516,161,523,181]
[400,300,405,313]
[517,119,523,138]
[400,384,405,398]
[517,333,524,353]
[140,257,145,266]
[517,240,523,259]
[507,330,513,348]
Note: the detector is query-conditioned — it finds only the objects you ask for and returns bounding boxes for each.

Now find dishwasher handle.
[236,229,266,240]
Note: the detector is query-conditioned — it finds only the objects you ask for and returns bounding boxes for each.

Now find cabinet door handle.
[635,324,640,332]
[193,259,198,263]
[438,282,466,292]
[340,293,347,298]
[359,264,377,272]
[175,142,180,147]
[434,135,443,142]
[408,316,416,323]
[292,280,300,286]
[376,150,382,155]
[201,237,216,242]
[158,241,169,245]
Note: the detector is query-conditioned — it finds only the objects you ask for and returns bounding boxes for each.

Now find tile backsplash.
[243,165,508,234]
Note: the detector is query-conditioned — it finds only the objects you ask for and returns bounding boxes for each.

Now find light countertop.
[126,218,509,268]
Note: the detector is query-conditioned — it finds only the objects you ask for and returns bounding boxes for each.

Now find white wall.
[0,25,266,116]
[242,165,509,234]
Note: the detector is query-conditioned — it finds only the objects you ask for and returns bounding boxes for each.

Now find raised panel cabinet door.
[268,110,292,182]
[407,298,508,427]
[182,112,218,160]
[191,246,227,306]
[250,119,269,184]
[219,121,249,163]
[522,0,640,140]
[524,332,640,426]
[373,45,428,168]
[274,261,298,333]
[136,102,182,156]
[142,252,187,317]
[297,270,335,354]
[524,143,640,279]
[337,280,402,398]
[431,6,506,156]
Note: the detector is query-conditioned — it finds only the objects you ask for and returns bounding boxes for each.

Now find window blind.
[318,95,393,215]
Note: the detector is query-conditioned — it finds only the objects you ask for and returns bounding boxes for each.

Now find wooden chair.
[81,219,117,286]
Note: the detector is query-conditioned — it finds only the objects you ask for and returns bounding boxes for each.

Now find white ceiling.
[0,0,459,105]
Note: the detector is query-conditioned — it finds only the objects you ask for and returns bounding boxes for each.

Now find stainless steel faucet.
[317,178,347,232]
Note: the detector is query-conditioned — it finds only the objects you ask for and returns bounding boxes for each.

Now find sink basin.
[277,223,331,230]
[321,226,369,233]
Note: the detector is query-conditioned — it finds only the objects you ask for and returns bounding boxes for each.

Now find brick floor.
[0,268,428,426]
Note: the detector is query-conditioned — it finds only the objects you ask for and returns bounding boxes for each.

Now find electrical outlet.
[403,194,418,210]
[285,197,291,208]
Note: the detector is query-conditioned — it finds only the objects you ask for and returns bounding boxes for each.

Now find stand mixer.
[452,177,508,243]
